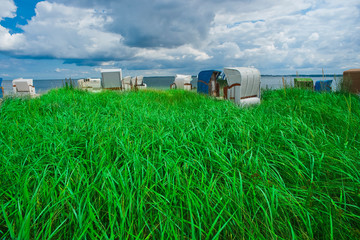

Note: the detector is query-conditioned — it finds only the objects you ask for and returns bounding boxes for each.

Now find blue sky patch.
[227,20,265,29]
[0,0,40,34]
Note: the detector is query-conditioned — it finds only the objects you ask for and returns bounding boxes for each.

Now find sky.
[0,0,359,79]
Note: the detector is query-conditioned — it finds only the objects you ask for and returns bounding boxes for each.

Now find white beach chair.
[223,67,261,106]
[78,78,101,91]
[122,76,132,90]
[170,74,192,90]
[78,79,85,89]
[78,78,101,89]
[101,69,122,89]
[86,78,101,89]
[12,78,36,96]
[131,76,147,90]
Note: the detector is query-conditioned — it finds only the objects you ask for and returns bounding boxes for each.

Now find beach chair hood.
[101,69,122,89]
[223,67,261,105]
[122,76,132,90]
[315,80,332,92]
[174,74,192,89]
[12,78,36,95]
[343,69,360,93]
[197,70,221,94]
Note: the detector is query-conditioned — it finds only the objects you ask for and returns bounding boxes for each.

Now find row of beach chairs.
[170,68,360,106]
[77,69,147,91]
[2,69,360,106]
[294,78,333,91]
[167,67,261,106]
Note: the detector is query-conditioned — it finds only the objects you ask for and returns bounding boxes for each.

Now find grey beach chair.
[101,69,122,90]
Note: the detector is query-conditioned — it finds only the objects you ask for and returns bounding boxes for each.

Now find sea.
[1,75,341,95]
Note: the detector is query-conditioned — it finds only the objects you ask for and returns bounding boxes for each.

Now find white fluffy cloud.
[0,0,22,50]
[6,2,129,59]
[0,0,16,19]
[0,25,24,50]
[206,0,360,72]
[0,1,213,65]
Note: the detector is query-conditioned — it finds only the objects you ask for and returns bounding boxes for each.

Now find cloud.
[0,0,22,50]
[0,0,359,75]
[308,33,319,41]
[0,25,24,50]
[0,0,16,19]
[9,2,131,59]
[204,0,360,73]
[56,0,217,48]
[55,68,69,72]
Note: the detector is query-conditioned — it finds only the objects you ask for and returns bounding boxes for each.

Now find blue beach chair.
[314,80,332,92]
[197,70,221,96]
[0,78,3,98]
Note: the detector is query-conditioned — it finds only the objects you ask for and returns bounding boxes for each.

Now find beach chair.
[197,70,221,96]
[86,78,101,90]
[294,78,313,90]
[78,79,85,88]
[223,67,261,106]
[343,69,360,93]
[131,76,147,90]
[12,78,36,96]
[170,74,192,90]
[101,69,122,90]
[78,78,101,90]
[314,80,332,92]
[122,76,132,90]
[0,78,3,98]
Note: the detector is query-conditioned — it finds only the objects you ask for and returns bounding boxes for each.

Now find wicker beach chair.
[223,67,261,106]
[78,78,101,90]
[101,69,122,90]
[12,78,36,96]
[343,69,360,93]
[294,78,313,90]
[131,76,147,90]
[0,78,3,98]
[122,76,132,90]
[197,70,221,96]
[314,80,332,92]
[170,74,192,90]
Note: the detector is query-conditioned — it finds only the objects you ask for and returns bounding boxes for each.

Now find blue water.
[1,76,340,95]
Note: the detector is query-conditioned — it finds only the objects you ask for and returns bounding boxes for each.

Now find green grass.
[0,88,360,239]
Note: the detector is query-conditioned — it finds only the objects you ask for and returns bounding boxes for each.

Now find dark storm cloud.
[54,0,217,48]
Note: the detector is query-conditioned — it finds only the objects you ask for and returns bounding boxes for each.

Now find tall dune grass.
[0,88,359,239]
